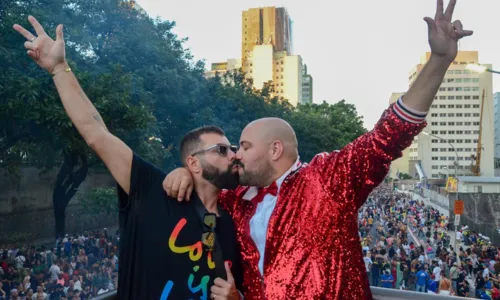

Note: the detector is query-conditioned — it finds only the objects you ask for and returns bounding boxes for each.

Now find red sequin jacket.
[219,99,427,299]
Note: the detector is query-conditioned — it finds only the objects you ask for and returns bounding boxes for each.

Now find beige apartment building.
[390,51,494,180]
[207,7,309,107]
[241,7,292,71]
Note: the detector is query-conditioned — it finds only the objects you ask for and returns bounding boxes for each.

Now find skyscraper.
[396,51,495,180]
[301,64,313,104]
[208,6,309,107]
[241,7,292,72]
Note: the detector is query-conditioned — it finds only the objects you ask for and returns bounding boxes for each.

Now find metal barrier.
[371,287,474,299]
[93,288,474,300]
[92,290,117,300]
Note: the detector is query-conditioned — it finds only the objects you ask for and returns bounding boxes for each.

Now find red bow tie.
[251,182,278,206]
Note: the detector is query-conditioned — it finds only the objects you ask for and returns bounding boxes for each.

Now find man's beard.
[201,160,240,190]
[238,159,274,187]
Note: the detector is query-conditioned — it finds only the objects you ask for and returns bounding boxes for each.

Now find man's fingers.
[163,176,172,196]
[452,20,463,32]
[178,180,189,201]
[423,17,437,35]
[171,176,181,199]
[186,183,193,201]
[224,261,234,284]
[435,0,444,19]
[210,285,225,296]
[444,0,456,22]
[56,24,64,41]
[27,50,37,61]
[24,41,37,51]
[452,20,473,39]
[28,15,46,36]
[460,30,473,38]
[13,24,36,41]
[213,277,231,289]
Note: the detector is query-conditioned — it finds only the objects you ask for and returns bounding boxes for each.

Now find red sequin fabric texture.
[219,102,426,299]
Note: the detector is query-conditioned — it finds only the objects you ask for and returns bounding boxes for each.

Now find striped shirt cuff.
[392,96,428,124]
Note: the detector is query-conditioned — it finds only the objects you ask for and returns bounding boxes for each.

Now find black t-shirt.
[116,154,242,299]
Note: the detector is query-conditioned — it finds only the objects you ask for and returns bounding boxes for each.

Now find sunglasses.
[201,213,217,252]
[191,144,238,157]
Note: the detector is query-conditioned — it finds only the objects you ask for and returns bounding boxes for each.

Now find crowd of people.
[0,229,118,300]
[360,185,500,299]
[4,185,500,299]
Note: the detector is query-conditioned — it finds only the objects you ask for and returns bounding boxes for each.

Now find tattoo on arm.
[93,112,108,131]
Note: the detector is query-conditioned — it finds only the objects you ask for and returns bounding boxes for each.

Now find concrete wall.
[0,167,117,243]
[451,192,500,244]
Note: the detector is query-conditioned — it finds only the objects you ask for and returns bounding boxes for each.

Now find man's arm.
[308,0,472,210]
[52,62,133,194]
[13,17,133,194]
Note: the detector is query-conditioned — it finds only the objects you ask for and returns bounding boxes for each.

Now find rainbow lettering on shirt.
[168,218,203,261]
[160,218,217,299]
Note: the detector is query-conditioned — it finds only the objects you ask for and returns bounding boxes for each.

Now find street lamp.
[466,64,500,75]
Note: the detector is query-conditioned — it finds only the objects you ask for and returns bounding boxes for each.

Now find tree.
[0,0,179,237]
[399,173,413,180]
[78,187,118,228]
[1,0,368,239]
[287,101,367,162]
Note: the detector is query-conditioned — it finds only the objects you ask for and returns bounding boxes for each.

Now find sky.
[136,0,500,129]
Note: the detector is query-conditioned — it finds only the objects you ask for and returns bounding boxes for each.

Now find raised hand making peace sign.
[13,16,67,74]
[424,0,473,63]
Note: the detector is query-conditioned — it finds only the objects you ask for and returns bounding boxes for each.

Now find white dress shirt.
[242,158,301,275]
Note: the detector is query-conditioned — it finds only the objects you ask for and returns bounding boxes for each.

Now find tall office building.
[241,7,292,71]
[240,7,308,106]
[301,65,313,104]
[247,45,303,106]
[494,92,500,158]
[405,51,494,179]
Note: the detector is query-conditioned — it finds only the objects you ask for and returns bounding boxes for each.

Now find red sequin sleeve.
[308,96,428,211]
[217,190,236,215]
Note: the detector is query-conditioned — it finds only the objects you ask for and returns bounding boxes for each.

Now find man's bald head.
[236,118,299,187]
[244,117,298,160]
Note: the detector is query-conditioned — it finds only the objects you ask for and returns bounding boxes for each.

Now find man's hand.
[163,167,194,201]
[210,262,240,300]
[424,0,473,63]
[13,16,67,74]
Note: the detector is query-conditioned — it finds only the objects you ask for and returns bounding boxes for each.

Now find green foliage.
[399,173,413,180]
[78,187,118,217]
[0,0,368,235]
[288,100,367,162]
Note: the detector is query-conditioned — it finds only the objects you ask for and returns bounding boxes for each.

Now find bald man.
[164,1,472,298]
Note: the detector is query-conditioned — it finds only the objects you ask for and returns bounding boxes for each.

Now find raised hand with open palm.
[423,0,473,63]
[13,16,67,74]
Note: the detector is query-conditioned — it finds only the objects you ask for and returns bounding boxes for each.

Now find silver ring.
[211,294,216,299]
[30,37,37,42]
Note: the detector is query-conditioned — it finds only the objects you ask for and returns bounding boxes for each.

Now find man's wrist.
[50,61,70,75]
[428,54,453,69]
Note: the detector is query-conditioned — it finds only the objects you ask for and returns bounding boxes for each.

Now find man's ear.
[186,156,201,174]
[269,140,284,162]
